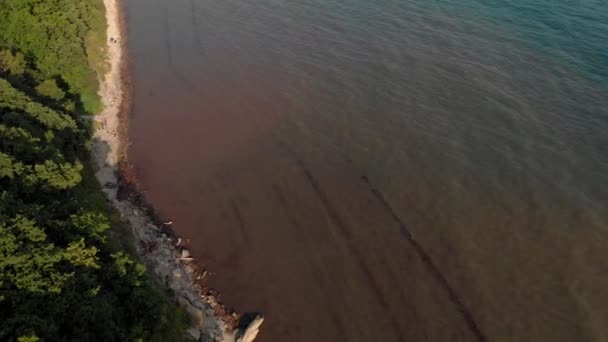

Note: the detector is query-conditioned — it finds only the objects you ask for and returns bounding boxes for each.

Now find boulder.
[187,327,201,341]
[236,315,264,342]
[178,296,205,326]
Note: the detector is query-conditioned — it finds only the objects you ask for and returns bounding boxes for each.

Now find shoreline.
[91,0,262,341]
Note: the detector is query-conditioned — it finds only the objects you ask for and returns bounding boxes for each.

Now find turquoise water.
[438,0,608,81]
[126,0,608,340]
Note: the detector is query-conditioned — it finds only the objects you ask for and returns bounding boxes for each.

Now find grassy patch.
[85,0,110,79]
[80,82,104,114]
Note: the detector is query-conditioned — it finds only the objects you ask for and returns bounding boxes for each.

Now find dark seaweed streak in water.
[230,199,250,243]
[270,183,350,339]
[188,0,205,56]
[359,175,487,342]
[278,140,485,341]
[162,1,195,89]
[276,143,407,342]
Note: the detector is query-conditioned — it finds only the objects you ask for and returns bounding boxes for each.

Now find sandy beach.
[91,0,262,340]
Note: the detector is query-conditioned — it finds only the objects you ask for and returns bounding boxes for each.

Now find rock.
[147,224,160,231]
[186,327,201,341]
[185,264,195,274]
[181,249,191,258]
[103,182,118,189]
[184,292,199,305]
[172,269,182,279]
[178,296,205,326]
[236,315,264,342]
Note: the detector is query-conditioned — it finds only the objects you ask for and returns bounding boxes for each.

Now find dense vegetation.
[0,1,189,340]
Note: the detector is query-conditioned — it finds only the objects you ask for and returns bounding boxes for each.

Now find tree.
[0,1,191,340]
[0,49,26,75]
[36,79,65,101]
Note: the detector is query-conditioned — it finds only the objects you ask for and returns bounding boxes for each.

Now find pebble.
[185,265,195,274]
[172,269,182,279]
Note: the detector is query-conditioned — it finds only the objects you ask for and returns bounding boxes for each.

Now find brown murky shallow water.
[124,0,608,341]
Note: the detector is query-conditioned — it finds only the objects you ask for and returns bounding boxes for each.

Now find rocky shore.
[91,0,262,340]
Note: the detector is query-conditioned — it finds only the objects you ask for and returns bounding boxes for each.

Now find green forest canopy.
[0,0,107,113]
[0,1,190,340]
